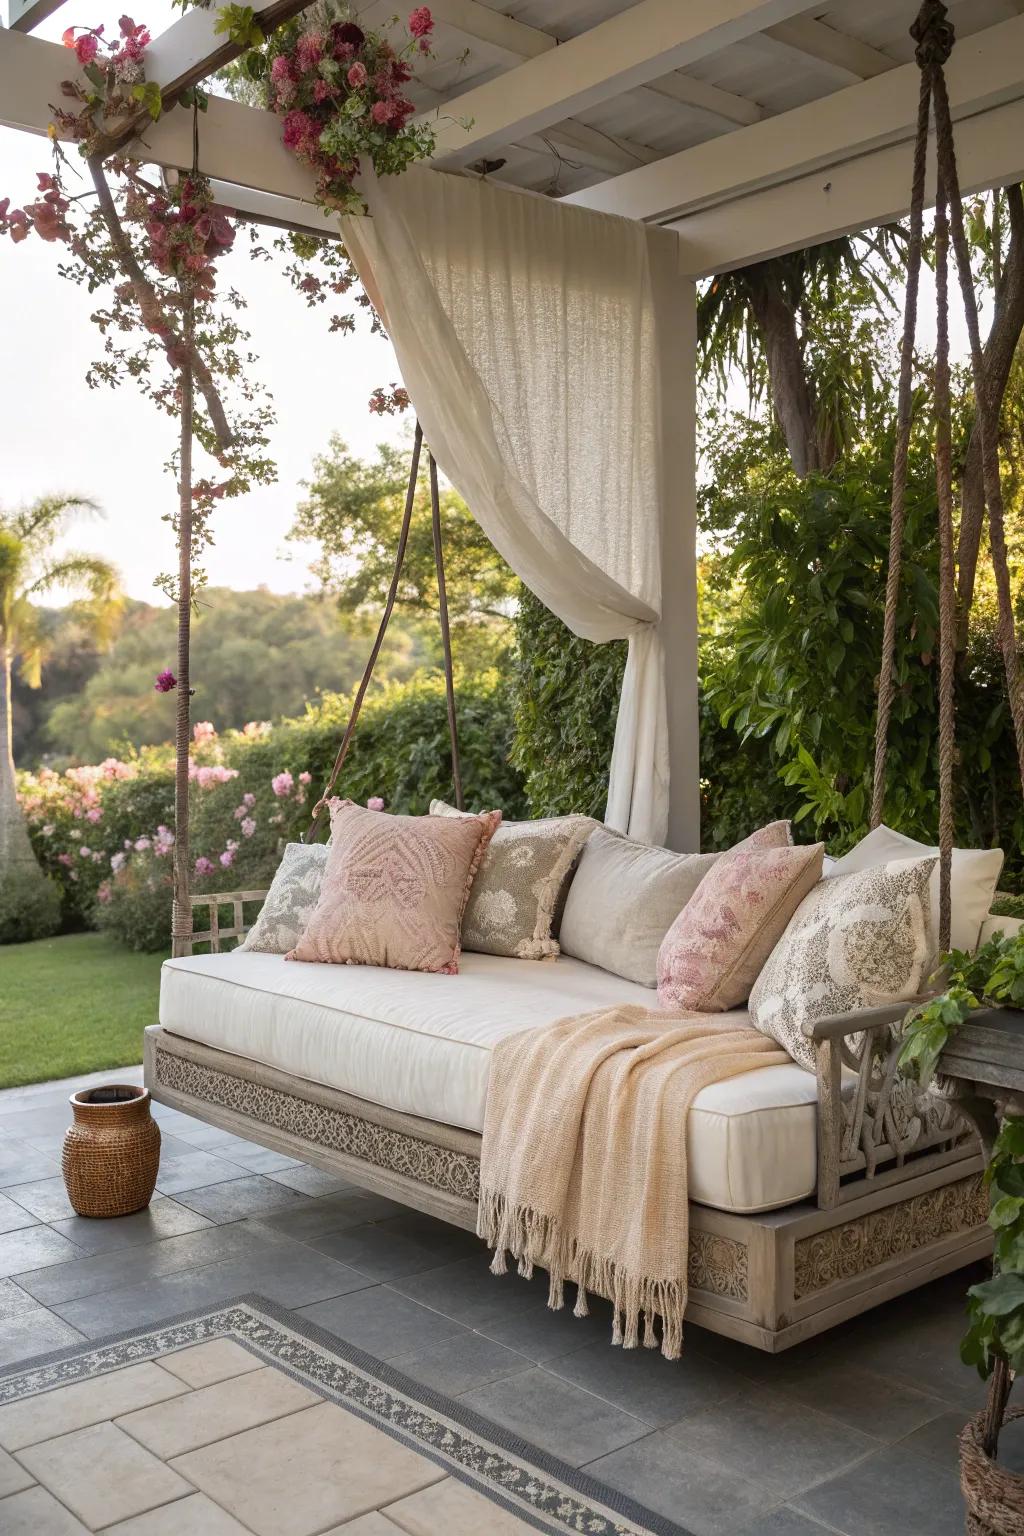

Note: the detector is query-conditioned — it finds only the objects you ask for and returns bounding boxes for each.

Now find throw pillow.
[239,841,329,955]
[429,800,596,960]
[749,856,937,1072]
[826,823,1003,955]
[657,837,824,1013]
[557,826,721,987]
[289,798,501,974]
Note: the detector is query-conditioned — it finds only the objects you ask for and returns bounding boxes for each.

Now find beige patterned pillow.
[239,842,328,954]
[289,798,500,974]
[748,857,937,1071]
[430,800,596,960]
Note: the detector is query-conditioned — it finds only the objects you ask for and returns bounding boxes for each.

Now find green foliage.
[963,1115,1024,1380]
[214,3,264,47]
[899,932,1020,1087]
[510,587,625,819]
[0,865,62,945]
[95,852,172,953]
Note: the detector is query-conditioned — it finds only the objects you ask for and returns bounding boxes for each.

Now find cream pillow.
[239,842,328,955]
[749,857,937,1072]
[557,826,720,987]
[827,823,1003,954]
[430,801,596,960]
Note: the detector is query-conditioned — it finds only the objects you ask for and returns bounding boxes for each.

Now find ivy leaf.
[130,80,163,120]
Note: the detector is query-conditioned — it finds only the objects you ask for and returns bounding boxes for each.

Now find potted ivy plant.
[900,929,1024,1535]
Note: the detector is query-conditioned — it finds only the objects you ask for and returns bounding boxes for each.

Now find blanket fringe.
[478,1188,686,1361]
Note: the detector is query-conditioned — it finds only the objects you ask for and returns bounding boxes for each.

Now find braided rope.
[932,158,956,953]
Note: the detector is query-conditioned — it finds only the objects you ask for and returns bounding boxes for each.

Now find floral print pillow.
[430,801,596,960]
[238,842,329,955]
[748,857,937,1071]
[657,830,823,1013]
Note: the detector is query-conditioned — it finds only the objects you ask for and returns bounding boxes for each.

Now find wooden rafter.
[763,17,896,83]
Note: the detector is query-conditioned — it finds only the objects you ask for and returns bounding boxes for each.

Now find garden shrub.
[0,865,62,945]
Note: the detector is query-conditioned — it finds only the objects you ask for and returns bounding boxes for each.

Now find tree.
[291,435,519,675]
[1,496,120,894]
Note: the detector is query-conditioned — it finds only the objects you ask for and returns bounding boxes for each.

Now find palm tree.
[1,495,121,887]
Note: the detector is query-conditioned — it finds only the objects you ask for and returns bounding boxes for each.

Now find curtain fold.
[341,166,682,844]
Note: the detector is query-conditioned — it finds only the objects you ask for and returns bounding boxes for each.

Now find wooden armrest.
[189,889,270,908]
[801,1000,923,1042]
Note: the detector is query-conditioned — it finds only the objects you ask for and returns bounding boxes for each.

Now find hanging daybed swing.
[148,0,1022,1361]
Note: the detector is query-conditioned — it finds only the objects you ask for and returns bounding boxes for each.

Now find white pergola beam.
[422,0,826,164]
[645,71,763,129]
[5,0,65,33]
[524,121,659,175]
[564,14,1024,222]
[763,17,896,82]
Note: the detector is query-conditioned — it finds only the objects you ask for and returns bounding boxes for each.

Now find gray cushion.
[239,841,329,955]
[558,826,719,986]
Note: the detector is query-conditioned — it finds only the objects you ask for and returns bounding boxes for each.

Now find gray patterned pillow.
[430,801,596,960]
[239,842,329,955]
[748,857,937,1071]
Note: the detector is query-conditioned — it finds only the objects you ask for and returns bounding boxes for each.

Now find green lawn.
[0,932,165,1090]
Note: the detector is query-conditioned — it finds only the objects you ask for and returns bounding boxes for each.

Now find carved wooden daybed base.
[145,1010,990,1354]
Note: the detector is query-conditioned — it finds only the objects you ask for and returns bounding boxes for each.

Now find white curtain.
[340,166,685,844]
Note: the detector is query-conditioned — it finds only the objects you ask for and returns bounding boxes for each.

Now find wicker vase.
[62,1085,161,1218]
[961,1407,1024,1536]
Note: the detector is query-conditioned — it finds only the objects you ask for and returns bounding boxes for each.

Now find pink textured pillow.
[657,837,823,1013]
[289,798,501,974]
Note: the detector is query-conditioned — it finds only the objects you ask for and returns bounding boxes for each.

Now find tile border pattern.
[0,1293,693,1536]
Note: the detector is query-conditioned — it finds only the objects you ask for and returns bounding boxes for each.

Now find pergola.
[2,0,1023,848]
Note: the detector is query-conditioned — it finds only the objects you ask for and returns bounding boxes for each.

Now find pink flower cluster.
[188,762,239,789]
[193,721,217,744]
[154,669,177,693]
[144,175,234,300]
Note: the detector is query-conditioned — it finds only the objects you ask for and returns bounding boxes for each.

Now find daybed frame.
[144,890,992,1354]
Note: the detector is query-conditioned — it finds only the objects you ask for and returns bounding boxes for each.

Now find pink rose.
[74,33,100,65]
[195,856,216,877]
[347,61,367,88]
[240,817,256,838]
[367,796,385,811]
[370,100,393,125]
[272,771,294,798]
[219,848,235,868]
[408,6,433,39]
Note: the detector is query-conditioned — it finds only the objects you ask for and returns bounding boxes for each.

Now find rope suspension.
[871,0,1024,951]
[306,420,464,841]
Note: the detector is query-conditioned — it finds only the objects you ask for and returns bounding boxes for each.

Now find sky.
[0,0,408,604]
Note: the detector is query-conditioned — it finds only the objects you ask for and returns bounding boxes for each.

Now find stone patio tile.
[819,1310,986,1413]
[766,1356,953,1441]
[159,1338,264,1389]
[0,1308,82,1368]
[730,1510,838,1536]
[170,1174,305,1221]
[324,1515,405,1535]
[310,1221,477,1282]
[0,1444,34,1496]
[4,1177,76,1223]
[266,1165,357,1197]
[0,1195,38,1236]
[17,1419,192,1529]
[0,1142,60,1189]
[118,1364,319,1458]
[159,1124,261,1152]
[252,1191,406,1241]
[0,1484,91,1534]
[53,1241,371,1337]
[0,1108,75,1140]
[154,1150,251,1196]
[170,1400,444,1536]
[547,1335,747,1426]
[0,1226,81,1280]
[0,1278,39,1321]
[299,1286,468,1361]
[586,1429,768,1536]
[392,1254,544,1328]
[662,1384,878,1501]
[105,1492,254,1534]
[792,1441,965,1535]
[15,1218,290,1307]
[49,1197,213,1256]
[475,1297,617,1364]
[390,1332,532,1397]
[0,1361,187,1451]
[897,1408,968,1469]
[213,1143,303,1175]
[385,1475,539,1534]
[461,1367,650,1467]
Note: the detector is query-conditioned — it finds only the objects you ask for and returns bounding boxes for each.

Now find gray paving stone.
[547,1335,747,1425]
[266,1165,357,1197]
[820,1307,986,1412]
[299,1285,468,1360]
[212,1143,303,1175]
[0,1278,38,1322]
[793,1441,966,1535]
[389,1332,532,1396]
[53,1242,370,1337]
[0,1225,80,1278]
[897,1409,966,1469]
[460,1367,651,1467]
[475,1297,616,1363]
[154,1150,251,1196]
[171,1174,305,1222]
[250,1190,403,1241]
[767,1356,952,1441]
[0,1142,60,1189]
[730,1509,837,1536]
[0,1306,82,1368]
[0,1193,39,1235]
[160,1123,260,1151]
[392,1254,544,1328]
[310,1220,479,1282]
[15,1220,292,1307]
[662,1384,878,1501]
[49,1197,213,1256]
[4,1176,76,1223]
[585,1430,769,1536]
[0,1484,92,1534]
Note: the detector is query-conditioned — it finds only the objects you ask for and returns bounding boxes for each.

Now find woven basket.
[961,1406,1024,1536]
[61,1085,161,1219]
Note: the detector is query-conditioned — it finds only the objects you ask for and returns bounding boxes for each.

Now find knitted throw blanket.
[477,1005,789,1359]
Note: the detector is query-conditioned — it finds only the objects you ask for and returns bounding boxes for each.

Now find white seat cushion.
[160,951,825,1214]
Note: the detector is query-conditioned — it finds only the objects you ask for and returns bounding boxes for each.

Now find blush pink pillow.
[657,827,823,1013]
[289,798,501,974]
